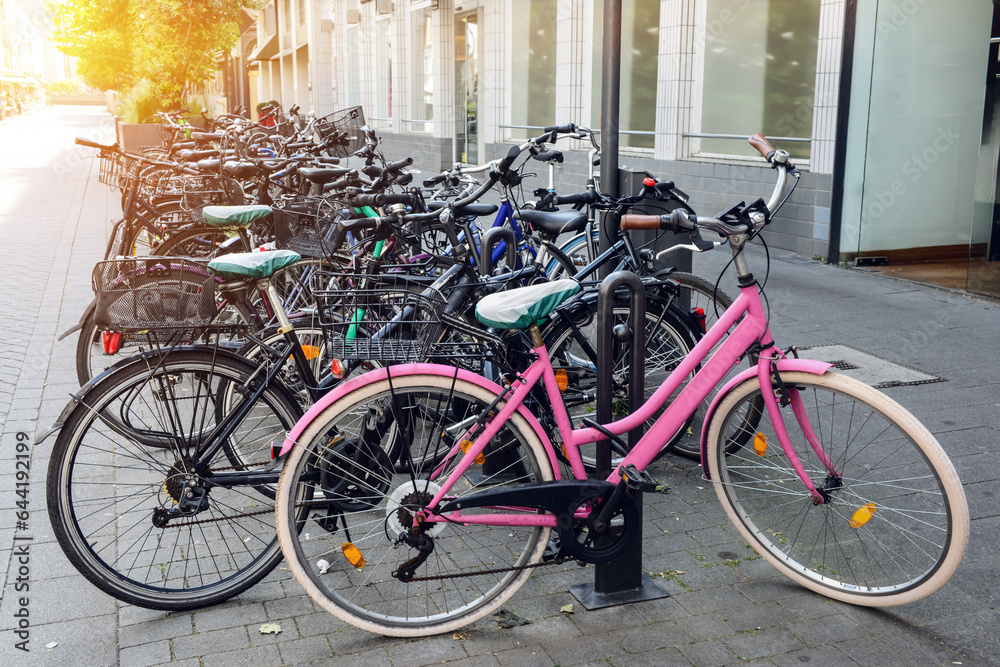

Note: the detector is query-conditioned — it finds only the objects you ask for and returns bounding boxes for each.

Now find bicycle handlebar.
[553,190,599,206]
[75,137,113,150]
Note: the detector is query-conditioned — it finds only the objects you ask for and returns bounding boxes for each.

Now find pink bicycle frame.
[421,279,836,519]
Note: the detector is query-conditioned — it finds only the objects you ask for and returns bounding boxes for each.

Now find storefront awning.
[247,33,278,62]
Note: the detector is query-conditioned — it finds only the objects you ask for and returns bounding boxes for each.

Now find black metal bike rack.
[569,270,669,609]
[479,227,518,276]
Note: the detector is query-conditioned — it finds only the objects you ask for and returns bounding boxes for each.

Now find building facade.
[247,0,1000,295]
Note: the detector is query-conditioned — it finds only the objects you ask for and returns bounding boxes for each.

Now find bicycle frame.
[280,276,834,529]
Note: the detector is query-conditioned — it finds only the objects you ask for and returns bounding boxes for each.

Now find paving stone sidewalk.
[0,107,993,666]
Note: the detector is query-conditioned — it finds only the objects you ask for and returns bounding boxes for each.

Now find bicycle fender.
[57,299,97,341]
[699,359,833,477]
[278,364,563,478]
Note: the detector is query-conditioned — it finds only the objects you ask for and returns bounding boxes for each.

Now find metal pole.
[570,271,668,608]
[599,0,622,280]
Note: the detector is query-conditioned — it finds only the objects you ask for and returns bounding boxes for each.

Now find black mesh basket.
[272,200,349,259]
[92,258,219,336]
[312,271,495,364]
[314,106,367,158]
[182,175,246,221]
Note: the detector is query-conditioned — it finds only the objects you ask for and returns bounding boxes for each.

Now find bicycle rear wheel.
[48,349,304,610]
[706,371,968,605]
[275,371,554,637]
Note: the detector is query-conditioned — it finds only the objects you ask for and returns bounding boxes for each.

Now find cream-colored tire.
[706,371,968,606]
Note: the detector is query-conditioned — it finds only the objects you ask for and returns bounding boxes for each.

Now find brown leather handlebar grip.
[620,214,663,231]
[748,133,776,159]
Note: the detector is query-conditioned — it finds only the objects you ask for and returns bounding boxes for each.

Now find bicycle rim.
[47,351,304,610]
[707,371,968,605]
[276,372,554,636]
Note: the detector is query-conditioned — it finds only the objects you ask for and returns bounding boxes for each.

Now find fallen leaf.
[494,608,530,629]
[259,623,282,635]
[559,603,574,613]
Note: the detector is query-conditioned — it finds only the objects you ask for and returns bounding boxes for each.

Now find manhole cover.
[797,345,945,389]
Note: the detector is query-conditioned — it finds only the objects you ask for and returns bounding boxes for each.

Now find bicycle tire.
[705,371,969,606]
[541,294,696,470]
[275,371,554,637]
[154,225,244,258]
[48,349,306,610]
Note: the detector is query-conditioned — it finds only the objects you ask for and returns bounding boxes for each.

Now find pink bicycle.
[273,134,969,637]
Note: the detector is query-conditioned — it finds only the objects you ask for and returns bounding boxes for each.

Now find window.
[298,0,306,26]
[281,0,291,33]
[411,6,434,128]
[509,0,557,139]
[345,25,361,107]
[698,0,820,159]
[592,0,660,150]
[375,17,392,123]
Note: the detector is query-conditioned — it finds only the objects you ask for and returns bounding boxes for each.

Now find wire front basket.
[314,106,367,158]
[92,258,219,339]
[98,149,133,191]
[273,199,349,259]
[312,271,493,364]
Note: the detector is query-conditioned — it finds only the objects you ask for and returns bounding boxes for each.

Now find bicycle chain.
[402,556,577,582]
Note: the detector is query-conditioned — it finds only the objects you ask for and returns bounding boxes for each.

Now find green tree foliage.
[52,0,258,112]
[51,0,137,92]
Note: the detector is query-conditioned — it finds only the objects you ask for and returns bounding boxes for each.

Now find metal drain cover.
[797,345,945,389]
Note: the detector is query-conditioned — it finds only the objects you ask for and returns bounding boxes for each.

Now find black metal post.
[569,271,669,609]
[599,0,622,280]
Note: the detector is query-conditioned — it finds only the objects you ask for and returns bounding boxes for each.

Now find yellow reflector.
[459,440,485,465]
[301,344,320,361]
[849,503,876,529]
[342,542,365,569]
[554,369,569,394]
[753,432,768,457]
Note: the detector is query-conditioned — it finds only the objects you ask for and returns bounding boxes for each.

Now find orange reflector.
[554,369,569,394]
[301,344,320,361]
[330,358,346,378]
[849,503,876,529]
[342,542,365,569]
[753,432,767,457]
[459,440,485,465]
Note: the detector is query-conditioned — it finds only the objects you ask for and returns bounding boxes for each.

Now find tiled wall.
[478,143,833,258]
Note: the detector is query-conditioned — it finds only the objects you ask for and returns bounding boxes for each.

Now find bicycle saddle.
[201,204,273,229]
[298,167,354,185]
[514,209,587,238]
[475,279,581,330]
[207,249,301,281]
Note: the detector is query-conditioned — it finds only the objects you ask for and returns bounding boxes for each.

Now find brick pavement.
[0,106,993,666]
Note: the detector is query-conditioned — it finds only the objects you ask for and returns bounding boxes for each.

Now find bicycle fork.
[756,351,838,505]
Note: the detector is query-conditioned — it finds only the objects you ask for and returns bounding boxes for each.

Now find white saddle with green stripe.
[207,249,301,281]
[475,279,581,329]
[201,205,273,229]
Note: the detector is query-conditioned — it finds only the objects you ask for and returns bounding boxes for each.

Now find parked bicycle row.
[40,103,969,638]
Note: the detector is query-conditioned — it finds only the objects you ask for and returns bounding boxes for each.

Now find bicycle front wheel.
[706,371,968,606]
[47,350,304,610]
[276,371,554,637]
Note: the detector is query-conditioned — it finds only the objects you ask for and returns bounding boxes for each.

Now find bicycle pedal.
[619,464,661,492]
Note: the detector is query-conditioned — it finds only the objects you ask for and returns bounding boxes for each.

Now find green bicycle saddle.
[201,204,273,229]
[207,249,301,281]
[475,279,581,330]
